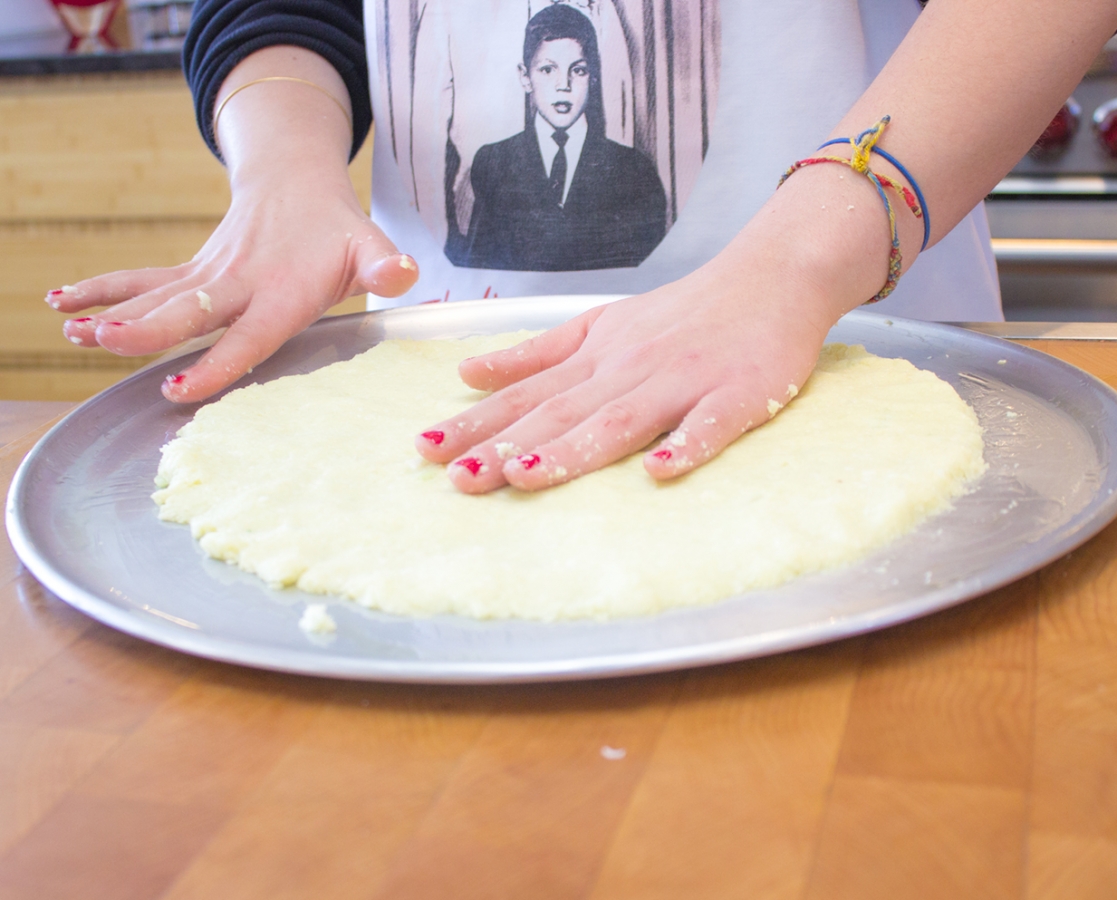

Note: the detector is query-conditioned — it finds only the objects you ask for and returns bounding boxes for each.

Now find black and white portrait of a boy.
[445,4,667,271]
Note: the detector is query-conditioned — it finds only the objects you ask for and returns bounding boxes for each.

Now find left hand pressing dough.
[153,333,987,621]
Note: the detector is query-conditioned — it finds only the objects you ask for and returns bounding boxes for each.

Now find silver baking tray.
[8,296,1117,682]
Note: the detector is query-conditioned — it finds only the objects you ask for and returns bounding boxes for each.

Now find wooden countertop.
[1,340,1116,899]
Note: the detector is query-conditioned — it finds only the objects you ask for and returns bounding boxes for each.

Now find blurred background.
[2,0,1117,402]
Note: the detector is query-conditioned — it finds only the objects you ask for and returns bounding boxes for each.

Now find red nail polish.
[106,321,126,326]
[653,448,673,461]
[72,317,92,323]
[454,457,484,476]
[48,289,63,297]
[421,430,445,445]
[517,453,541,470]
[165,373,186,386]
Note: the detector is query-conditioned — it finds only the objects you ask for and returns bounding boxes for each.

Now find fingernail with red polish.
[164,373,186,387]
[516,453,541,470]
[454,457,486,476]
[652,448,673,461]
[72,317,92,323]
[106,321,126,327]
[421,430,445,445]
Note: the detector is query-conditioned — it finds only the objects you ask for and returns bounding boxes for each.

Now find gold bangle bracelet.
[211,76,354,151]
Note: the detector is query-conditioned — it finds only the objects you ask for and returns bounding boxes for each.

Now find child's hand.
[416,284,827,492]
[48,171,417,403]
[415,161,910,492]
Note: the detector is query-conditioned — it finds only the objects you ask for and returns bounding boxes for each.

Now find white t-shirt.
[363,0,1002,321]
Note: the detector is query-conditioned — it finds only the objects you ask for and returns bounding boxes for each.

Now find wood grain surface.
[1,340,1115,899]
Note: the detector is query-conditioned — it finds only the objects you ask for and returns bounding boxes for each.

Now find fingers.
[416,354,597,466]
[642,387,769,480]
[500,380,685,492]
[93,285,238,356]
[62,274,213,349]
[430,362,811,495]
[443,373,665,494]
[357,252,420,298]
[351,226,420,299]
[457,307,603,391]
[160,293,321,403]
[46,265,191,313]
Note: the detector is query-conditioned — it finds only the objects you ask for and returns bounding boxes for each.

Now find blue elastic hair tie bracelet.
[817,138,931,251]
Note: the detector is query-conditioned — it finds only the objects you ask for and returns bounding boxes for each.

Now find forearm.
[702,0,1117,328]
[183,0,369,160]
[839,0,1117,246]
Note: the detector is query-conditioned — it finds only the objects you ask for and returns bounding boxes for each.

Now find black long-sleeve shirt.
[183,0,371,161]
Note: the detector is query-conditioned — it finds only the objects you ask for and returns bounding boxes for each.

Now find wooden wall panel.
[0,73,230,222]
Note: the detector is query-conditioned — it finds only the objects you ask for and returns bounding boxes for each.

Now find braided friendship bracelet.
[816,136,931,251]
[212,76,354,154]
[778,116,925,303]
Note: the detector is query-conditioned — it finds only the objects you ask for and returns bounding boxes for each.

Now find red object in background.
[1029,98,1081,159]
[1093,98,1117,159]
[49,0,122,53]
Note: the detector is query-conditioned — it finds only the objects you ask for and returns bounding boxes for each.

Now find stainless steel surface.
[8,297,1117,683]
[1011,70,1117,179]
[992,176,1117,197]
[987,63,1117,320]
[957,321,1117,341]
[992,238,1117,270]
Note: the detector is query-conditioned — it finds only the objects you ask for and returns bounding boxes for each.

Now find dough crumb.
[703,418,717,425]
[997,359,1007,365]
[787,384,799,399]
[68,335,82,345]
[669,431,687,447]
[399,255,418,271]
[495,442,519,461]
[61,284,78,295]
[299,604,336,635]
[197,290,213,312]
[600,745,627,760]
[766,399,783,418]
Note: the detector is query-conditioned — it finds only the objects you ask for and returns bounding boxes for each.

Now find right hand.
[48,170,418,403]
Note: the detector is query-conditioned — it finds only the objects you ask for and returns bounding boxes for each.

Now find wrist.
[738,158,925,319]
[214,46,354,182]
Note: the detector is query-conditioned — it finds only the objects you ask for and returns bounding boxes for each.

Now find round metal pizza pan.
[8,296,1117,682]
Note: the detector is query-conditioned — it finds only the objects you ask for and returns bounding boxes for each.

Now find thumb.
[351,228,419,299]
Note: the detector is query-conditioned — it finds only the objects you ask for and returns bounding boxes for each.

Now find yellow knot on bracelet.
[778,116,926,303]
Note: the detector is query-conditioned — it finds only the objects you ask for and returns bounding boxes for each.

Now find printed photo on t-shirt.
[373,0,720,272]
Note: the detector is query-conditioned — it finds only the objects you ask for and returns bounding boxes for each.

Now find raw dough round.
[153,334,986,620]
